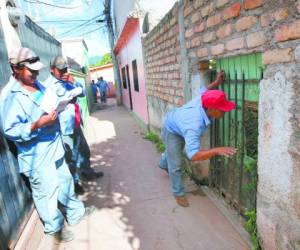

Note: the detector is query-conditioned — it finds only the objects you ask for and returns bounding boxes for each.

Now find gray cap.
[9,47,44,71]
[50,56,68,70]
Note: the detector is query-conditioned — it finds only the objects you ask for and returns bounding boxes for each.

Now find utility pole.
[104,0,122,105]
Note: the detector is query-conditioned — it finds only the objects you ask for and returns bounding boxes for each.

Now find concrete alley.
[37,99,249,250]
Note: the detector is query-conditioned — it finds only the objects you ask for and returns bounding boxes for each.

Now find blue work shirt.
[97,80,109,92]
[0,78,65,173]
[164,87,210,160]
[91,83,98,94]
[44,75,84,136]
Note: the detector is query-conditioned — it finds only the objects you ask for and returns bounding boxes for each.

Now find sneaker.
[49,228,74,243]
[81,171,104,180]
[175,195,189,207]
[70,206,96,226]
[74,183,85,195]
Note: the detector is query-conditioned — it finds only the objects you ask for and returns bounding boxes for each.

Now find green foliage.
[144,131,166,153]
[245,210,260,250]
[91,53,112,67]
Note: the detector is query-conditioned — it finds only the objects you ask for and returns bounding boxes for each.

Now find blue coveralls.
[159,87,211,197]
[0,78,85,234]
[44,75,92,184]
[97,80,109,103]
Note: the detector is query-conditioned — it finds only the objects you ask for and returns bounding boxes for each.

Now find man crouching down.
[159,71,237,207]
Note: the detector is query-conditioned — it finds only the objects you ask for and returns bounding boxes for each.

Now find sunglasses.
[58,67,68,74]
[17,56,40,66]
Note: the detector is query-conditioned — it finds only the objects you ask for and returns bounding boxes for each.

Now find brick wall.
[143,3,183,108]
[143,0,300,248]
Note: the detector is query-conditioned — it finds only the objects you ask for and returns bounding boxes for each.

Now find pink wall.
[117,25,149,125]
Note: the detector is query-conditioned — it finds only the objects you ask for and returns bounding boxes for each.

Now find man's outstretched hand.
[207,70,225,90]
[214,146,237,157]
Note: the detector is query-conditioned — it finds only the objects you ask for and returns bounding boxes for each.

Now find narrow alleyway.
[37,99,249,250]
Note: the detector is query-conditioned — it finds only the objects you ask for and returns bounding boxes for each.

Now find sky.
[17,0,111,57]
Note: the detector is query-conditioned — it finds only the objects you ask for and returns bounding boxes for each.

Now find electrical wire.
[36,19,94,23]
[58,25,106,38]
[56,14,103,37]
[24,0,83,9]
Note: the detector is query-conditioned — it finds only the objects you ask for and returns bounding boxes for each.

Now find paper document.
[40,87,82,114]
[40,89,58,114]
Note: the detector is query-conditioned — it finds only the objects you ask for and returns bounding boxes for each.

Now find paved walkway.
[38,99,249,250]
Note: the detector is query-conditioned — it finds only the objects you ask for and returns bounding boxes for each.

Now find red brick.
[203,31,216,43]
[261,13,273,27]
[216,24,232,38]
[216,0,229,8]
[194,22,205,33]
[201,3,214,17]
[184,5,194,17]
[211,44,225,55]
[185,28,194,38]
[235,16,258,31]
[170,18,176,26]
[191,12,201,24]
[262,48,294,64]
[194,0,205,9]
[246,31,266,48]
[275,20,300,42]
[223,2,241,20]
[197,48,208,58]
[274,8,289,21]
[190,37,201,48]
[207,14,221,28]
[226,37,244,51]
[244,0,262,10]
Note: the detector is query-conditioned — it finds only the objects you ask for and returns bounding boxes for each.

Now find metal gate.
[209,53,263,214]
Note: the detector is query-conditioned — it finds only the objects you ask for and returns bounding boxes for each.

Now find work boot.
[70,205,96,226]
[81,171,104,180]
[175,195,189,207]
[49,228,74,243]
[74,182,85,195]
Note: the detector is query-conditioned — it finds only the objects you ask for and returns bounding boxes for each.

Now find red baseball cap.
[201,90,235,112]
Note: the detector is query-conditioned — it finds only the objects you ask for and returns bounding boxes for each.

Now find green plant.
[91,53,112,67]
[245,210,261,250]
[143,131,165,153]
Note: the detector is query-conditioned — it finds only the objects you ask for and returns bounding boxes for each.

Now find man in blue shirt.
[0,47,87,242]
[97,76,109,103]
[159,71,237,207]
[91,79,98,103]
[45,56,103,194]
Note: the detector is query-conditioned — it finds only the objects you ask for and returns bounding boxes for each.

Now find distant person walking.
[97,76,109,103]
[0,47,87,242]
[91,79,98,103]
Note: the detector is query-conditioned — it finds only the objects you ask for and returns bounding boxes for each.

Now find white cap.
[9,47,44,71]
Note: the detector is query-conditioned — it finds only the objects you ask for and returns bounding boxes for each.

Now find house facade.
[112,0,177,129]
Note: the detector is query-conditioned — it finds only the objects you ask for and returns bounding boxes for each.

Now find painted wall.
[118,24,149,125]
[90,64,114,82]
